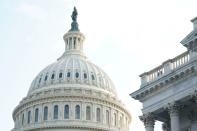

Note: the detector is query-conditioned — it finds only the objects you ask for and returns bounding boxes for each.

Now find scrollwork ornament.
[167,103,183,116]
[190,90,197,103]
[139,113,155,127]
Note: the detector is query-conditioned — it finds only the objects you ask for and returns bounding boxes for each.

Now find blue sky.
[1,0,197,130]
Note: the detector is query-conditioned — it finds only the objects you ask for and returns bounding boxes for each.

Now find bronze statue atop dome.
[69,7,79,31]
[71,7,78,22]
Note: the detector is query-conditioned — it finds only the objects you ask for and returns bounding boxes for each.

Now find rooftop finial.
[69,6,79,31]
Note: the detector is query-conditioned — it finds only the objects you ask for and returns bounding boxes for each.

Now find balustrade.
[140,51,190,86]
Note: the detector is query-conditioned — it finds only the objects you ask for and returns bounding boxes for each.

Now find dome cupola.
[27,7,118,97]
[62,7,85,56]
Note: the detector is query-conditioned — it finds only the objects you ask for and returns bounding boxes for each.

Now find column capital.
[167,103,182,116]
[167,103,181,131]
[190,90,197,102]
[139,113,155,127]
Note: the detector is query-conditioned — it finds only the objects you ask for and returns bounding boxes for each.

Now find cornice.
[131,60,196,101]
[23,124,109,131]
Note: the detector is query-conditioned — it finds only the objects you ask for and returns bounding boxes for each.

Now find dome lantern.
[63,7,85,56]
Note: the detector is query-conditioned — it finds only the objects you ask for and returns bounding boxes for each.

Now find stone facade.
[130,17,197,131]
[12,90,130,131]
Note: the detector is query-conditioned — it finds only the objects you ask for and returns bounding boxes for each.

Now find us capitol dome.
[12,7,131,131]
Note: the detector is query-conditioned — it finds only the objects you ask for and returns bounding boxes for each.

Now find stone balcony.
[140,51,190,86]
[131,50,197,103]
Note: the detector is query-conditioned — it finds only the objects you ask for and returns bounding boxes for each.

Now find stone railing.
[140,51,190,86]
[171,52,190,70]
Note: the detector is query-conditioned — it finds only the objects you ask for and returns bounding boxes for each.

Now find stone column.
[188,110,197,131]
[139,113,155,131]
[189,91,197,131]
[168,103,181,131]
[191,119,197,131]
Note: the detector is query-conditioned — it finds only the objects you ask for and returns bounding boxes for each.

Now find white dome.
[12,8,131,131]
[28,54,117,97]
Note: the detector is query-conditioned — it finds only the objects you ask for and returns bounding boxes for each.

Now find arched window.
[84,73,87,79]
[69,38,72,49]
[43,106,48,120]
[44,75,48,81]
[27,111,31,124]
[59,72,63,78]
[39,78,42,83]
[75,105,80,119]
[22,114,24,125]
[75,72,79,78]
[119,116,123,127]
[86,106,91,120]
[74,37,76,49]
[114,113,117,126]
[78,38,80,43]
[64,105,69,119]
[35,108,39,122]
[106,110,109,124]
[66,39,69,49]
[96,108,101,122]
[51,74,55,79]
[67,72,71,78]
[54,105,58,119]
[91,74,95,80]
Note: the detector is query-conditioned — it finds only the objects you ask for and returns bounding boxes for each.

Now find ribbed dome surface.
[28,54,117,97]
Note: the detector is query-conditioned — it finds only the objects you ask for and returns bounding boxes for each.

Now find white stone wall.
[12,89,130,131]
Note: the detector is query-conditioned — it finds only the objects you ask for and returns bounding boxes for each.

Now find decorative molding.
[190,90,197,102]
[139,113,155,127]
[12,92,131,131]
[13,89,128,117]
[167,103,183,116]
[24,124,109,131]
[131,65,196,101]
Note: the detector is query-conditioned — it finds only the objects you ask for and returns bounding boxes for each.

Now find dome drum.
[12,90,131,131]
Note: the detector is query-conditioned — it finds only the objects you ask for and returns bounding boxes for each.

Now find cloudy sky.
[1,0,197,131]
